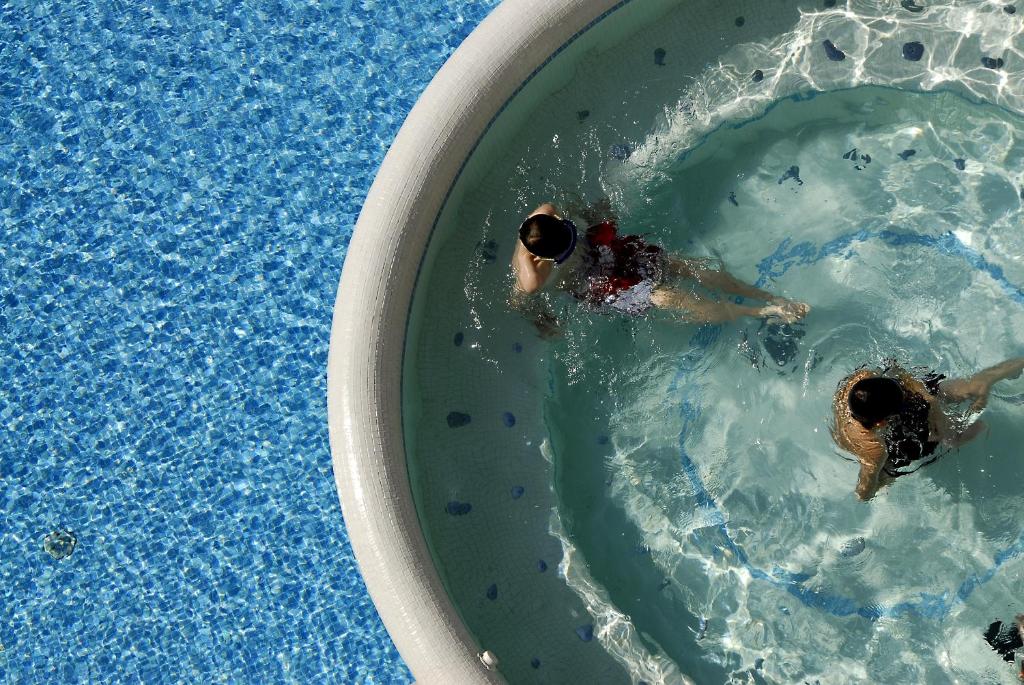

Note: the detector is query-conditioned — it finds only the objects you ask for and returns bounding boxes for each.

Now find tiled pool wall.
[405,0,1024,681]
[0,0,498,682]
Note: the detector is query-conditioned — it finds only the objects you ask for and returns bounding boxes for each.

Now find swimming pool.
[0,0,499,681]
[333,0,1024,682]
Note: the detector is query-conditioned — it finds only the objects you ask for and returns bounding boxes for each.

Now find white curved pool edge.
[326,1,626,682]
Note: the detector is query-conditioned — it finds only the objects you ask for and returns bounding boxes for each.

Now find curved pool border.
[326,1,628,681]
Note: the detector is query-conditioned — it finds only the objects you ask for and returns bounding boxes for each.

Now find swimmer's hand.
[760,300,810,324]
[533,311,562,339]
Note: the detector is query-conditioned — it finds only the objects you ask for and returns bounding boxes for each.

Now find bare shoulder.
[836,420,886,464]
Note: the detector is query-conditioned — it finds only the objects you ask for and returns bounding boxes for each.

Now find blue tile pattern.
[0,0,499,681]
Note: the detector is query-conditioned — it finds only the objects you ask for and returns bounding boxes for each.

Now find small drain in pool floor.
[43,529,77,560]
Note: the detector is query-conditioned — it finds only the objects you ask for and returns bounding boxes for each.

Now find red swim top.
[582,221,663,303]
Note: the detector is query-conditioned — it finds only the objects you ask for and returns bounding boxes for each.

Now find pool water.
[0,0,498,681]
[547,85,1024,683]
[402,0,1024,681]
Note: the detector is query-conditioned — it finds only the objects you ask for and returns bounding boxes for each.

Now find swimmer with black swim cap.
[833,357,1024,500]
[511,201,809,337]
[518,212,578,265]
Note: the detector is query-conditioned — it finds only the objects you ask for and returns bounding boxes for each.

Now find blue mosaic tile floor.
[0,0,499,681]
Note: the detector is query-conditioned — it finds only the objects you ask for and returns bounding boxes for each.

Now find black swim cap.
[849,376,904,428]
[519,214,574,260]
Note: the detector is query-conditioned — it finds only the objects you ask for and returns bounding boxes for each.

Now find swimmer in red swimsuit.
[511,202,809,332]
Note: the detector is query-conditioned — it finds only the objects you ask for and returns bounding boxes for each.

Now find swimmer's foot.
[761,300,810,324]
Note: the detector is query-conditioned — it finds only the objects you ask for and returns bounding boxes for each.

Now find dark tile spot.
[755,657,765,670]
[576,624,594,642]
[954,158,966,171]
[446,501,472,516]
[577,110,590,122]
[982,56,1006,69]
[537,559,548,572]
[751,69,764,83]
[898,149,917,160]
[654,48,666,66]
[778,165,803,186]
[824,0,837,6]
[839,536,866,557]
[597,435,609,445]
[843,147,858,160]
[1005,4,1017,14]
[822,39,846,61]
[1019,186,1024,200]
[511,485,525,499]
[486,583,498,600]
[446,411,471,428]
[512,342,523,353]
[902,41,925,61]
[531,658,541,669]
[43,529,77,560]
[728,192,739,206]
[453,332,464,347]
[901,0,926,12]
[502,412,516,427]
[734,16,745,27]
[762,322,805,367]
[610,143,632,160]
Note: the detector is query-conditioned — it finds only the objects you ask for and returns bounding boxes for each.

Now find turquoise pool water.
[0,0,497,681]
[549,86,1024,683]
[399,0,1024,681]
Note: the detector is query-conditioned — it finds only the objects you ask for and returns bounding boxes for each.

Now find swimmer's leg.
[664,256,810,320]
[651,287,788,323]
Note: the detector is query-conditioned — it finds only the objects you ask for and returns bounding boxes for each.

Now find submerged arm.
[855,460,885,501]
[509,284,561,339]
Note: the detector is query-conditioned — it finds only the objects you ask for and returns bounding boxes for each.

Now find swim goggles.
[519,217,578,265]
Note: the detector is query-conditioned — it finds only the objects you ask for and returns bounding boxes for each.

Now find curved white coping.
[326,1,628,682]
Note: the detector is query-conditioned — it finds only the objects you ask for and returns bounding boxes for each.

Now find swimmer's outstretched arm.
[940,357,1024,411]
